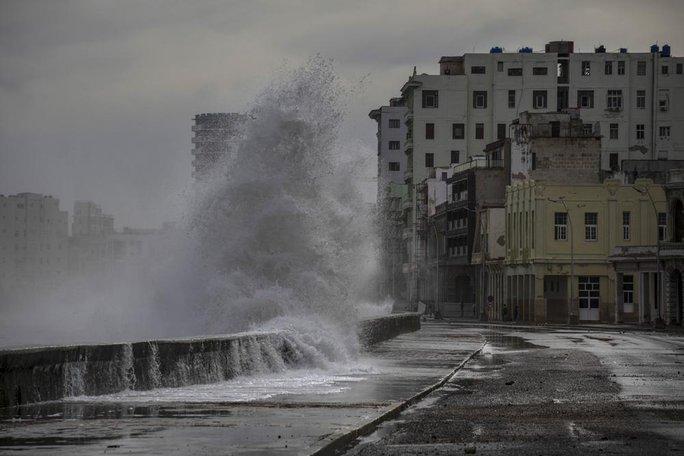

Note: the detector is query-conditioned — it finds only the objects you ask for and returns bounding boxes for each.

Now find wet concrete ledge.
[0,313,420,408]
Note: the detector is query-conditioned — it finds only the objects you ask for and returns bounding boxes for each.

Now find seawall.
[0,313,420,407]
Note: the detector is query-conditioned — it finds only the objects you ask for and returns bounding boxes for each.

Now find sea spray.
[0,57,383,366]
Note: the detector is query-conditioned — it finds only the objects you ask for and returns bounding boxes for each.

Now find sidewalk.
[444,318,684,335]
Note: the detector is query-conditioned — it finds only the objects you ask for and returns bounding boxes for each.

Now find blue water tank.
[595,45,606,53]
[651,44,660,53]
[662,44,671,57]
[619,48,628,53]
[519,47,533,53]
[490,46,503,54]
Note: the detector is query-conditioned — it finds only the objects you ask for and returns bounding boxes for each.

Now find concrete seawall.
[0,313,420,407]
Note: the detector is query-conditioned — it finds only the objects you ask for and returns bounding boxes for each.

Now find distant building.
[191,113,246,179]
[0,193,68,291]
[69,201,115,275]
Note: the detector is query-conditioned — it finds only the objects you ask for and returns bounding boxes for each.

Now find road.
[1,322,682,455]
[345,324,684,455]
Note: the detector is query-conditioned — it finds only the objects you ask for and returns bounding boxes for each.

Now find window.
[533,90,548,109]
[475,123,484,140]
[637,61,647,76]
[585,212,598,241]
[610,123,619,140]
[533,67,548,75]
[551,121,560,138]
[610,153,619,171]
[473,91,487,108]
[452,123,465,139]
[388,162,400,171]
[658,150,668,160]
[554,212,568,240]
[659,126,671,139]
[582,123,593,135]
[425,153,434,168]
[636,124,645,140]
[636,90,646,109]
[658,213,667,240]
[623,275,634,312]
[441,172,448,181]
[450,150,460,164]
[618,61,625,75]
[508,90,516,108]
[607,90,623,110]
[388,140,400,150]
[579,277,600,310]
[582,60,591,76]
[578,90,595,108]
[497,123,506,140]
[497,61,504,72]
[662,65,669,75]
[508,68,522,76]
[678,63,683,74]
[422,90,438,108]
[659,91,669,111]
[389,118,400,128]
[471,66,486,74]
[425,123,434,140]
[622,211,630,240]
[605,61,613,75]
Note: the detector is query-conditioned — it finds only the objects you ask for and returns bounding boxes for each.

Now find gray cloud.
[1,0,683,227]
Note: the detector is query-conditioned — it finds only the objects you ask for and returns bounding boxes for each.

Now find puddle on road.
[483,332,545,350]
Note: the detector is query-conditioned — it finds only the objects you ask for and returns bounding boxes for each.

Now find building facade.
[393,42,683,306]
[505,179,666,323]
[0,193,68,292]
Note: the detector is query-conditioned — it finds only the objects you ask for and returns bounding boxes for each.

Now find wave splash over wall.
[0,57,381,371]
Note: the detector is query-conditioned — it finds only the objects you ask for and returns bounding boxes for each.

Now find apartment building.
[392,40,683,306]
[0,193,68,291]
[370,98,409,300]
[191,113,246,179]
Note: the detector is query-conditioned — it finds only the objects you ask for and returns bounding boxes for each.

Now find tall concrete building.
[0,193,68,291]
[370,98,408,299]
[389,40,683,305]
[191,113,246,179]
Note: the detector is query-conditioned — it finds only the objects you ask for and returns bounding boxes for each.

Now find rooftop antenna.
[412,66,417,77]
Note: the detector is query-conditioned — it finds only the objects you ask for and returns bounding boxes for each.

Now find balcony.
[450,192,468,203]
[450,155,503,175]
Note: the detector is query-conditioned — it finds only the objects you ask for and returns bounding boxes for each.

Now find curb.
[310,342,486,456]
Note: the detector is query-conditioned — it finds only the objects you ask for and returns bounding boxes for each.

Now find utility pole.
[633,185,661,323]
[549,197,574,324]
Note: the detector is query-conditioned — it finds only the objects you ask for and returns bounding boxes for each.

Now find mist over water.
[0,57,384,359]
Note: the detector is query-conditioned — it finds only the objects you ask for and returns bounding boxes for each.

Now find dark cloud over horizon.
[1,0,683,228]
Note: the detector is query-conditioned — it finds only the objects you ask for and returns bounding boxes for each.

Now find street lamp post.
[633,185,661,323]
[549,197,574,324]
[432,222,440,317]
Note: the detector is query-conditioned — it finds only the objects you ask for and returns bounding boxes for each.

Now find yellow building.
[504,178,666,323]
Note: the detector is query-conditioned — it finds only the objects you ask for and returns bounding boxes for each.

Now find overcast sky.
[1,0,683,228]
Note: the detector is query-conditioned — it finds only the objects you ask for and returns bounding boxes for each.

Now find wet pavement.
[0,322,483,455]
[2,323,682,455]
[345,325,684,455]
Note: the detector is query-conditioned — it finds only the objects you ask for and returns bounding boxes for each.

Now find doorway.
[578,276,600,321]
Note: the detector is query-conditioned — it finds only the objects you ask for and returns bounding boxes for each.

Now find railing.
[450,156,503,174]
[450,192,468,203]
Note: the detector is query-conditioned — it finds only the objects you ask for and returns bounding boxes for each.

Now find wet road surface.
[0,322,483,455]
[345,326,684,455]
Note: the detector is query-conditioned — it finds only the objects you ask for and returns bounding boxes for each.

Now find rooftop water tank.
[595,45,606,53]
[490,46,503,54]
[518,47,533,53]
[651,44,660,53]
[662,44,671,57]
[619,48,628,53]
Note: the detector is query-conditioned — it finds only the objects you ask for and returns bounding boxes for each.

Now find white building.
[0,193,68,291]
[69,201,115,275]
[394,41,684,304]
[369,97,408,202]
